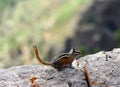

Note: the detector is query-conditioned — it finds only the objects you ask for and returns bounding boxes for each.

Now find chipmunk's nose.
[76,51,82,58]
[76,54,82,59]
[79,51,82,55]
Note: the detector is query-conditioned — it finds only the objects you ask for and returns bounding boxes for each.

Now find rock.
[0,66,86,87]
[73,48,120,87]
[0,48,120,87]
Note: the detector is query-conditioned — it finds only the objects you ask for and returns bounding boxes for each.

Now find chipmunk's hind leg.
[52,62,63,71]
[52,63,74,71]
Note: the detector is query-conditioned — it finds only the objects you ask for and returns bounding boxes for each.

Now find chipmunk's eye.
[74,50,82,55]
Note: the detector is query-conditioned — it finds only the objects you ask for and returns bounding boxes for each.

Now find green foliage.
[91,47,100,54]
[79,46,89,56]
[116,30,120,47]
[0,0,17,12]
[0,0,89,68]
[55,0,86,26]
[79,46,100,56]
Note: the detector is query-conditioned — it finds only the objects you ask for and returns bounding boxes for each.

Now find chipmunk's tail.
[33,45,52,66]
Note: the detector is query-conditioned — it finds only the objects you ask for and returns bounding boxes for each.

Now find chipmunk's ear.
[70,48,82,55]
[69,48,75,53]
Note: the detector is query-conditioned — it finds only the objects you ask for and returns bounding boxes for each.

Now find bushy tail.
[33,45,52,65]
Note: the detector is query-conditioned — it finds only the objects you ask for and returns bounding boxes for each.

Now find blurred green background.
[0,0,90,68]
[1,0,120,68]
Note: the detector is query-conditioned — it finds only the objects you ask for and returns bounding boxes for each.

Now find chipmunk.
[33,45,82,70]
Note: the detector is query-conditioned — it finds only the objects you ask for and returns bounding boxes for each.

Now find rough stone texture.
[0,48,120,87]
[73,48,120,87]
[0,66,85,87]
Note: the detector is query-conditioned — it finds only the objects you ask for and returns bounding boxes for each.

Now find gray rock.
[0,48,120,87]
[73,48,120,87]
[0,65,85,87]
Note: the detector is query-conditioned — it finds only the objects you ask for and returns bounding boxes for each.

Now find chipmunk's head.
[69,49,82,59]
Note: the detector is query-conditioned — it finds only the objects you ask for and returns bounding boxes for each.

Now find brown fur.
[33,45,82,70]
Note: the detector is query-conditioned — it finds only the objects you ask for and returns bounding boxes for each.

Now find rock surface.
[0,48,120,87]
